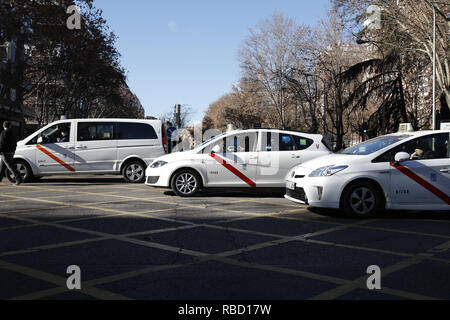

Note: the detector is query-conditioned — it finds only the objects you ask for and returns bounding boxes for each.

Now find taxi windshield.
[341,134,412,155]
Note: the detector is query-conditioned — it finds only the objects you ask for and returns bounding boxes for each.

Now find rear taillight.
[162,136,168,154]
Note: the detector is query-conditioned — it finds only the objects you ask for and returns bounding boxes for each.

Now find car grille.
[146,176,160,184]
[287,187,308,204]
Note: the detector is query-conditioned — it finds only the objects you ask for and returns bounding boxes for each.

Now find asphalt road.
[0,176,449,300]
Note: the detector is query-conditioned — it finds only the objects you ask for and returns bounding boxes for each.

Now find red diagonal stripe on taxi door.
[209,153,256,187]
[391,162,450,205]
[37,144,76,172]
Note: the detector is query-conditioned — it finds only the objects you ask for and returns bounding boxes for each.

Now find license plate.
[286,181,296,190]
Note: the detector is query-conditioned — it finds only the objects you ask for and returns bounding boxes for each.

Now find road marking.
[0,259,131,300]
[309,239,450,300]
[215,219,375,258]
[10,263,193,300]
[1,196,448,301]
[2,185,450,300]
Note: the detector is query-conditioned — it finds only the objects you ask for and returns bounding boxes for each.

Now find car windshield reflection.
[340,134,413,156]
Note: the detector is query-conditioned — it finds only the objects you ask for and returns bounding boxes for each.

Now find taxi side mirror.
[211,145,221,154]
[37,136,43,144]
[394,152,410,164]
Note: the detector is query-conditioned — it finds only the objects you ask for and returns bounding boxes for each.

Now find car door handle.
[291,155,300,159]
[65,146,75,150]
[440,168,450,174]
[76,145,87,149]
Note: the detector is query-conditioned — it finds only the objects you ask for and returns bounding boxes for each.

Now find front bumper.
[285,175,343,209]
[145,166,172,188]
[285,185,308,204]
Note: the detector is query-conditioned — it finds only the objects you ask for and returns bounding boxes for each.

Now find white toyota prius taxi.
[146,129,331,196]
[285,130,450,217]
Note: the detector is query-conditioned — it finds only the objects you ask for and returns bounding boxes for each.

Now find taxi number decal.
[391,162,450,205]
[209,153,256,187]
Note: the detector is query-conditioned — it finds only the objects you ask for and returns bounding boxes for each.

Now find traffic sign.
[167,126,177,139]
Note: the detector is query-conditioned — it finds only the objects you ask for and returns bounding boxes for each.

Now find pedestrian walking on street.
[0,121,23,185]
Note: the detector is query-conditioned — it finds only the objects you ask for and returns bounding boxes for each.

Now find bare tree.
[239,13,311,129]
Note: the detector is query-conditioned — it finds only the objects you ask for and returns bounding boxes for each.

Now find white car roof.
[225,129,323,139]
[390,130,450,137]
[52,118,161,122]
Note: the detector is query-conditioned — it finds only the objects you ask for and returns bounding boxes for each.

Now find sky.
[94,0,331,125]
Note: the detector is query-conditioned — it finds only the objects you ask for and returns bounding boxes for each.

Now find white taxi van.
[7,119,167,183]
[145,129,331,196]
[285,130,450,217]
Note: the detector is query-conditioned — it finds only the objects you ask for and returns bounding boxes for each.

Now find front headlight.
[150,161,168,168]
[309,165,348,177]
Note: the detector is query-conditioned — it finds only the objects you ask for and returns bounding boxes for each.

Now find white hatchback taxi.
[146,129,331,196]
[285,130,450,217]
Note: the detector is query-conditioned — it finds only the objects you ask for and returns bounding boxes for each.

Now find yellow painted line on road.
[2,190,449,301]
[0,209,199,259]
[209,255,439,300]
[0,237,110,258]
[11,263,192,300]
[0,206,70,217]
[0,208,207,259]
[309,239,450,300]
[0,259,131,300]
[0,199,22,203]
[214,219,376,258]
[72,190,312,221]
[357,224,450,240]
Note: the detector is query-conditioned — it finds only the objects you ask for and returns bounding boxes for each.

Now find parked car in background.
[146,129,332,196]
[285,130,450,217]
[7,119,167,183]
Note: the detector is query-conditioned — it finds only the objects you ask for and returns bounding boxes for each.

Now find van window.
[77,122,116,142]
[28,123,71,145]
[117,122,158,140]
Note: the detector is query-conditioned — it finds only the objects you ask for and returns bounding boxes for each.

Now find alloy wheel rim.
[126,164,144,181]
[350,187,375,215]
[17,163,27,179]
[176,173,197,194]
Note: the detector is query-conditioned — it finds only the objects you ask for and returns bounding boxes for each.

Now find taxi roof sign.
[441,122,450,130]
[398,123,414,133]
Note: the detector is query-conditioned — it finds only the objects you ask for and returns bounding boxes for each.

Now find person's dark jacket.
[0,128,18,153]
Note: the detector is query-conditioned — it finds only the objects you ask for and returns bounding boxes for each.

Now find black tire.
[6,160,34,183]
[122,160,146,183]
[171,169,201,197]
[341,181,384,218]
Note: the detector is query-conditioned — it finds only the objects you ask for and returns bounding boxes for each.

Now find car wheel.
[342,181,383,218]
[6,160,34,183]
[122,161,146,183]
[171,170,201,197]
